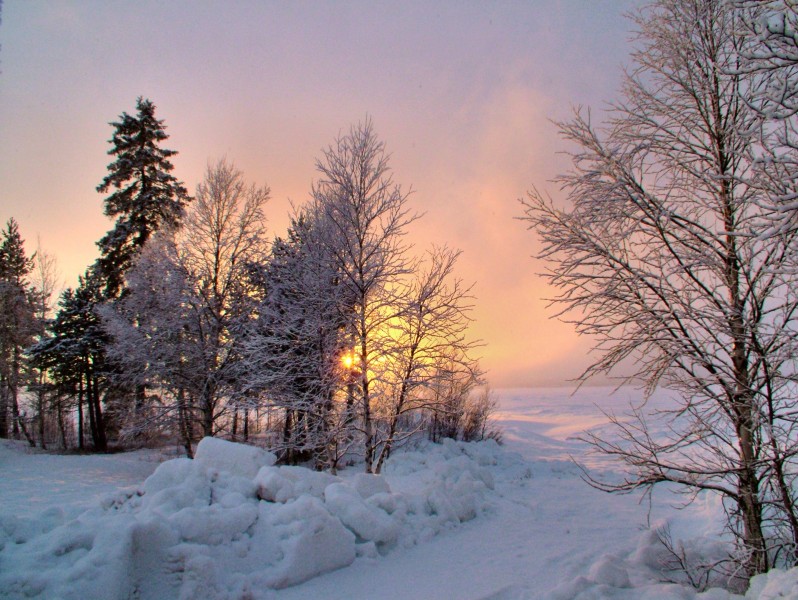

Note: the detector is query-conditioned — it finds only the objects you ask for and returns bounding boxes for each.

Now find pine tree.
[32,267,109,450]
[0,218,36,441]
[96,97,190,298]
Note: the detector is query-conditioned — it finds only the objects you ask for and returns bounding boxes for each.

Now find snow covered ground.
[1,387,797,599]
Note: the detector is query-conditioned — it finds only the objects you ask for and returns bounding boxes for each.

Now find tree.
[104,159,269,451]
[26,241,60,449]
[735,1,798,240]
[0,218,36,443]
[96,97,190,299]
[521,0,798,577]
[242,210,353,470]
[32,267,110,451]
[373,246,483,473]
[310,119,420,473]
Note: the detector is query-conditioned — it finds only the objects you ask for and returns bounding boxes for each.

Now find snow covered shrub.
[646,524,749,593]
[428,386,501,444]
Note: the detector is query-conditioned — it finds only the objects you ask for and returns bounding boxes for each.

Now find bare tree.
[105,159,269,452]
[373,246,483,473]
[27,241,60,449]
[521,0,798,576]
[311,119,420,473]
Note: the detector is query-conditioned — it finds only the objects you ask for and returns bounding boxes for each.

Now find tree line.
[521,0,798,583]
[1,101,492,473]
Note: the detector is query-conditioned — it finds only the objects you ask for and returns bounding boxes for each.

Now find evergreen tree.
[0,218,36,442]
[96,97,190,298]
[31,267,109,450]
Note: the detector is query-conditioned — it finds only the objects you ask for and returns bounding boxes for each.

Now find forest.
[0,109,493,474]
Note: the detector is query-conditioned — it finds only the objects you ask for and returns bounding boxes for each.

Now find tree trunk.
[177,388,194,458]
[10,346,21,440]
[57,397,67,450]
[77,379,84,450]
[0,375,9,439]
[282,409,294,464]
[15,412,35,448]
[38,390,47,450]
[86,371,107,452]
[360,333,374,473]
[86,374,98,449]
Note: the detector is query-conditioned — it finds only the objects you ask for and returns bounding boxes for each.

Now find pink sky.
[0,0,642,387]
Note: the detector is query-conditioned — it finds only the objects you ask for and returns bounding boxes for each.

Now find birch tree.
[373,246,483,473]
[105,159,269,450]
[521,0,798,576]
[310,119,419,473]
[242,210,352,469]
[27,242,60,449]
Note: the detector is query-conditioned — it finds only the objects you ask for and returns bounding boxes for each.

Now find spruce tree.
[96,97,189,298]
[32,267,109,450]
[0,218,36,441]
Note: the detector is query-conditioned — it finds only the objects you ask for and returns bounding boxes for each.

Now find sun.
[341,352,355,370]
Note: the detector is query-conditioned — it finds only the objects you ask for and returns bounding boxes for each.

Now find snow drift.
[0,436,522,600]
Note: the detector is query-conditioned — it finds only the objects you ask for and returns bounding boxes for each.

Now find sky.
[0,0,643,388]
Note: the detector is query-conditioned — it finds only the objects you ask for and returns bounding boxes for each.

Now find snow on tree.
[242,209,353,470]
[521,0,798,577]
[104,159,269,453]
[31,266,111,451]
[95,97,190,299]
[241,120,484,472]
[309,119,420,473]
[736,1,798,238]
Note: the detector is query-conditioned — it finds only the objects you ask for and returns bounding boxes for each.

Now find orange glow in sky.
[0,0,642,387]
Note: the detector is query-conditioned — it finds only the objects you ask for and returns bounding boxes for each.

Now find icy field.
[1,387,797,599]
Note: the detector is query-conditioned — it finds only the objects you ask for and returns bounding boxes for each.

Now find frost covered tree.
[310,119,420,473]
[96,97,190,299]
[32,267,110,451]
[736,1,798,239]
[521,0,798,576]
[373,246,483,473]
[242,210,352,469]
[105,159,269,451]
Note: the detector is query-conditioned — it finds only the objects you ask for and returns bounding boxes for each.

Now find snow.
[1,387,797,599]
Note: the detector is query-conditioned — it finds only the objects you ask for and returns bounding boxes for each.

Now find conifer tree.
[0,218,36,441]
[96,97,189,298]
[32,267,109,450]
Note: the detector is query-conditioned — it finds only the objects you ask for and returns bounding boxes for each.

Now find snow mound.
[548,523,798,600]
[0,437,512,600]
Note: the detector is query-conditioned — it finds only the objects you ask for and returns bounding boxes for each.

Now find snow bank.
[0,437,516,600]
[548,522,798,600]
